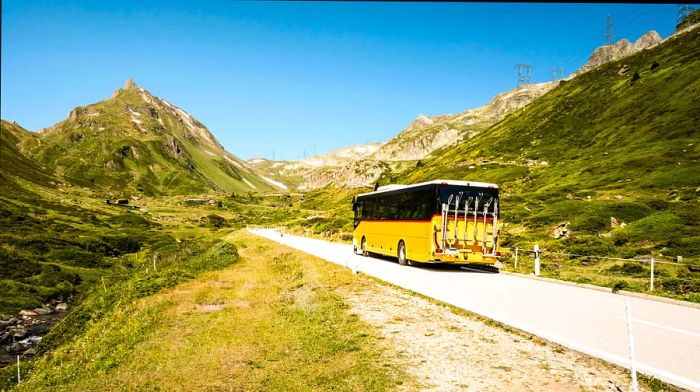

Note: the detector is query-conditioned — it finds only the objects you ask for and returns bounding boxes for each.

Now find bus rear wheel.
[361,237,368,257]
[398,241,408,266]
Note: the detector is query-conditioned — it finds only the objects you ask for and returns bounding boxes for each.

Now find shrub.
[0,246,42,279]
[630,71,641,83]
[569,215,609,233]
[612,212,686,245]
[83,238,116,255]
[659,277,700,296]
[607,262,648,276]
[561,235,615,256]
[664,236,700,257]
[206,214,228,228]
[102,235,141,254]
[108,213,152,228]
[131,270,191,298]
[612,280,629,293]
[35,264,82,286]
[47,248,106,268]
[187,242,239,273]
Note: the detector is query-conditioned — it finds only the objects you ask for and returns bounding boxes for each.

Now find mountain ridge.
[3,79,280,195]
[395,22,699,262]
[251,29,668,191]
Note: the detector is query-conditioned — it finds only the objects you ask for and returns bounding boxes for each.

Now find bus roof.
[357,179,499,198]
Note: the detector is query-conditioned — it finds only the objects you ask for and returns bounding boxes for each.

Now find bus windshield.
[436,184,499,216]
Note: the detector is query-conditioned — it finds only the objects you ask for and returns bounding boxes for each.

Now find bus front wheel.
[398,241,408,266]
[361,237,368,257]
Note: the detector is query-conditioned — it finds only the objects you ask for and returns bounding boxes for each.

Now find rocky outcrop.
[635,30,662,48]
[371,82,556,162]
[1,301,68,367]
[124,77,138,90]
[550,222,571,239]
[297,160,389,190]
[574,31,662,76]
[250,80,557,190]
[286,143,384,169]
[247,143,386,190]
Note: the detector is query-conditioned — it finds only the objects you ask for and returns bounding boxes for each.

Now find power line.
[605,15,614,46]
[493,100,501,124]
[516,64,532,87]
[678,4,694,25]
[614,6,677,39]
[487,6,676,108]
[551,67,564,82]
[556,8,672,77]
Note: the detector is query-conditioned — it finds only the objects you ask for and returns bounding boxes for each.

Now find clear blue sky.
[1,1,680,161]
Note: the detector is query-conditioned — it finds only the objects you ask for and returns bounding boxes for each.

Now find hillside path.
[250,228,700,391]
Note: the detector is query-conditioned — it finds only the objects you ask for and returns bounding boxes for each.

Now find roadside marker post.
[534,244,540,276]
[17,355,20,384]
[514,247,519,270]
[650,257,655,291]
[625,300,639,392]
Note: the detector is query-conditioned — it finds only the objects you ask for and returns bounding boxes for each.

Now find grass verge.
[5,231,407,391]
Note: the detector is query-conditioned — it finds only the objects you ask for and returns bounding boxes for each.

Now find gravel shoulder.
[339,277,654,391]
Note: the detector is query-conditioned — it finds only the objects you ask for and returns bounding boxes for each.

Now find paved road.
[250,229,700,391]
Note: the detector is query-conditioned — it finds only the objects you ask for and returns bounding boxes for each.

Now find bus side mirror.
[352,202,358,212]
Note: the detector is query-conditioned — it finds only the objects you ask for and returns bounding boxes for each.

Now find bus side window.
[365,198,375,220]
[388,194,399,220]
[407,192,420,219]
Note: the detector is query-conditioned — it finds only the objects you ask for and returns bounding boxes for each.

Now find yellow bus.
[352,180,500,266]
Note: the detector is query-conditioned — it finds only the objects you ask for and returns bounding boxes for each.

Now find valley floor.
[14,230,659,391]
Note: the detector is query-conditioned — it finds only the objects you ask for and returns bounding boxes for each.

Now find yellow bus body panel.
[353,215,498,265]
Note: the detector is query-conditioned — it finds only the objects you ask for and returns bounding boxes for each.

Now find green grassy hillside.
[398,26,699,264]
[0,182,180,314]
[3,232,406,391]
[21,80,275,196]
[0,121,52,187]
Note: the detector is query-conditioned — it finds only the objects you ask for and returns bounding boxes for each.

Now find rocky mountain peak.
[635,31,662,49]
[369,81,555,162]
[416,113,434,126]
[21,79,274,194]
[574,30,662,76]
[124,77,138,90]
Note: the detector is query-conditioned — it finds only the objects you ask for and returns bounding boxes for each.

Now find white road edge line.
[490,317,700,392]
[613,315,700,338]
